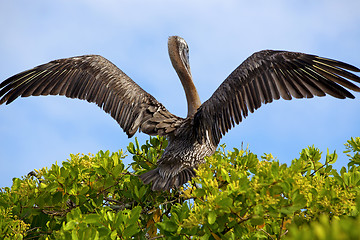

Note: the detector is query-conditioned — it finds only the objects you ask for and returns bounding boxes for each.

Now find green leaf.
[218,197,233,209]
[250,216,264,226]
[113,164,124,177]
[123,224,139,238]
[157,221,178,233]
[128,206,141,226]
[127,142,135,154]
[135,137,140,152]
[110,230,118,240]
[84,214,101,224]
[63,220,77,231]
[72,229,79,240]
[208,211,217,225]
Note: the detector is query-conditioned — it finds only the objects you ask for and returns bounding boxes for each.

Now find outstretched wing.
[194,50,360,145]
[0,55,182,137]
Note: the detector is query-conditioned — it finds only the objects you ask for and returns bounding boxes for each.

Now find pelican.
[1,36,360,191]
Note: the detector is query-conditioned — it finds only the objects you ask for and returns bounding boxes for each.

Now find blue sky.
[0,0,359,187]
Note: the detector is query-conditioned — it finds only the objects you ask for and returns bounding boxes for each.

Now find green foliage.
[1,136,360,239]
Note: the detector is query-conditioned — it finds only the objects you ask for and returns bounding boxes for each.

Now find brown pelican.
[0,36,359,191]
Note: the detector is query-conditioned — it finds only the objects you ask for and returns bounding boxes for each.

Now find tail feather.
[139,167,196,191]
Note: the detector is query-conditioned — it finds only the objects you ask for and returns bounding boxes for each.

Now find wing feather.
[194,50,360,145]
[0,55,183,137]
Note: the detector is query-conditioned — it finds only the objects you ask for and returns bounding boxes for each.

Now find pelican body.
[1,36,360,190]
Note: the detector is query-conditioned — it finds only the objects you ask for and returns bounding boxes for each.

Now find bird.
[0,36,360,191]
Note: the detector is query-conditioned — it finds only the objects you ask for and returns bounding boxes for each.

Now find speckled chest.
[159,133,216,167]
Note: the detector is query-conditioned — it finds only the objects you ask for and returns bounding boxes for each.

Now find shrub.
[1,136,360,239]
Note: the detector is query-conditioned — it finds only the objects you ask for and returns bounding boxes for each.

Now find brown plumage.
[1,36,359,191]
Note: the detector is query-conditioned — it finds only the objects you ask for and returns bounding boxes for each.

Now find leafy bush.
[1,136,360,239]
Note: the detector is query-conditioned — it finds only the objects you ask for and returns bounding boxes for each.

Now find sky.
[0,0,359,187]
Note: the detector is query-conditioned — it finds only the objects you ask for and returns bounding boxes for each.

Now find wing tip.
[315,56,360,72]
